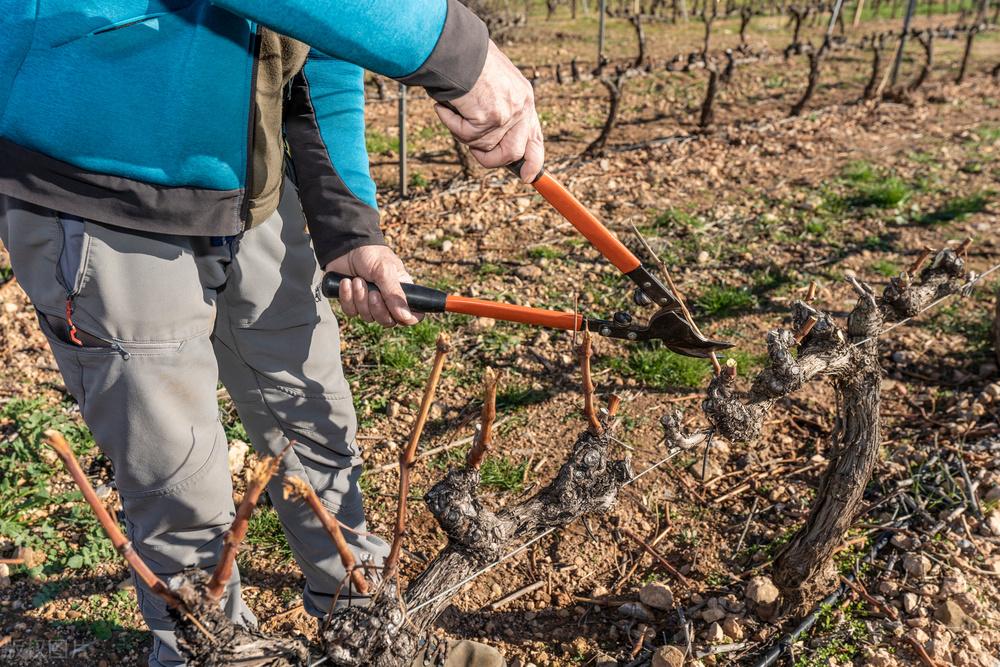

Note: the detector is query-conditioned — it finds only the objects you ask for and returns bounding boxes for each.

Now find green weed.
[496,384,549,411]
[245,506,293,562]
[870,259,900,277]
[835,162,913,209]
[609,345,713,389]
[695,284,757,318]
[480,456,528,492]
[476,262,505,276]
[409,171,429,188]
[848,177,911,208]
[803,219,829,237]
[365,130,399,155]
[651,207,704,230]
[973,124,1000,143]
[526,245,565,260]
[842,160,878,182]
[916,191,991,225]
[795,601,868,667]
[480,324,525,355]
[0,398,115,575]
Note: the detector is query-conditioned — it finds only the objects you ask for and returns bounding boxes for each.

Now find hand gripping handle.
[321,272,448,313]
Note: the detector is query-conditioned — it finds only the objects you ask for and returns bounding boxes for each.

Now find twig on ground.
[485,580,545,610]
[839,575,898,620]
[734,496,760,558]
[905,634,944,667]
[622,527,691,586]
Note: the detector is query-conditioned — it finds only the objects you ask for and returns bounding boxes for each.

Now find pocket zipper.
[63,295,131,360]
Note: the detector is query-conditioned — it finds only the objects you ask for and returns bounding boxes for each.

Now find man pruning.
[0,1,542,664]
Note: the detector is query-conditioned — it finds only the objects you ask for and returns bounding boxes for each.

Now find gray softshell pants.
[0,182,389,666]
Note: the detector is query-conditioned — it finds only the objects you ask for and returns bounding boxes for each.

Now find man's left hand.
[326,246,421,328]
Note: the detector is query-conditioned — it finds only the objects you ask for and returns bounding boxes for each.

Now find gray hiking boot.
[411,639,506,667]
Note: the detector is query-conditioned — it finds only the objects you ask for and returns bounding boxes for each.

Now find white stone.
[639,582,674,611]
[986,511,1000,536]
[471,317,495,332]
[721,616,744,640]
[651,645,685,667]
[227,439,250,477]
[905,627,930,645]
[703,621,726,643]
[903,553,932,578]
[745,576,780,605]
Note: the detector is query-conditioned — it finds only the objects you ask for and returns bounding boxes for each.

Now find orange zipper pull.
[65,298,84,347]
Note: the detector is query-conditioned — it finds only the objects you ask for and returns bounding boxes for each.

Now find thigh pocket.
[254,383,360,464]
[1,208,68,314]
[70,221,215,345]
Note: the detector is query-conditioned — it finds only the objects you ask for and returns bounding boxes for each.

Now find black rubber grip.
[506,159,545,183]
[321,272,448,313]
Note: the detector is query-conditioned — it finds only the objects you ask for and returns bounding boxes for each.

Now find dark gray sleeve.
[284,65,386,268]
[396,0,490,102]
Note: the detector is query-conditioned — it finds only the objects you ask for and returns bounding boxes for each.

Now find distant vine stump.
[957,24,980,83]
[790,37,830,116]
[863,34,886,100]
[908,30,934,92]
[739,5,753,43]
[699,65,721,128]
[583,72,625,157]
[632,14,648,68]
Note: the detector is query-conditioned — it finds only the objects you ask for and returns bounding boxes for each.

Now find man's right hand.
[434,41,544,183]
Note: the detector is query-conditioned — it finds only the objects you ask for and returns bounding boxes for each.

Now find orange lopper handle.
[445,296,584,331]
[532,173,641,274]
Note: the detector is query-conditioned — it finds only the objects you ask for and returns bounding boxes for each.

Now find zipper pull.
[111,343,131,361]
[64,297,84,347]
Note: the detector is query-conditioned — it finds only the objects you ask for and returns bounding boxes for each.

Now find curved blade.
[644,310,734,358]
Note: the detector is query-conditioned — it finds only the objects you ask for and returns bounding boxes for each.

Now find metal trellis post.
[889,0,917,87]
[827,0,847,33]
[398,83,408,199]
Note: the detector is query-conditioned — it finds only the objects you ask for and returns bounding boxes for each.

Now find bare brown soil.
[1,9,999,667]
